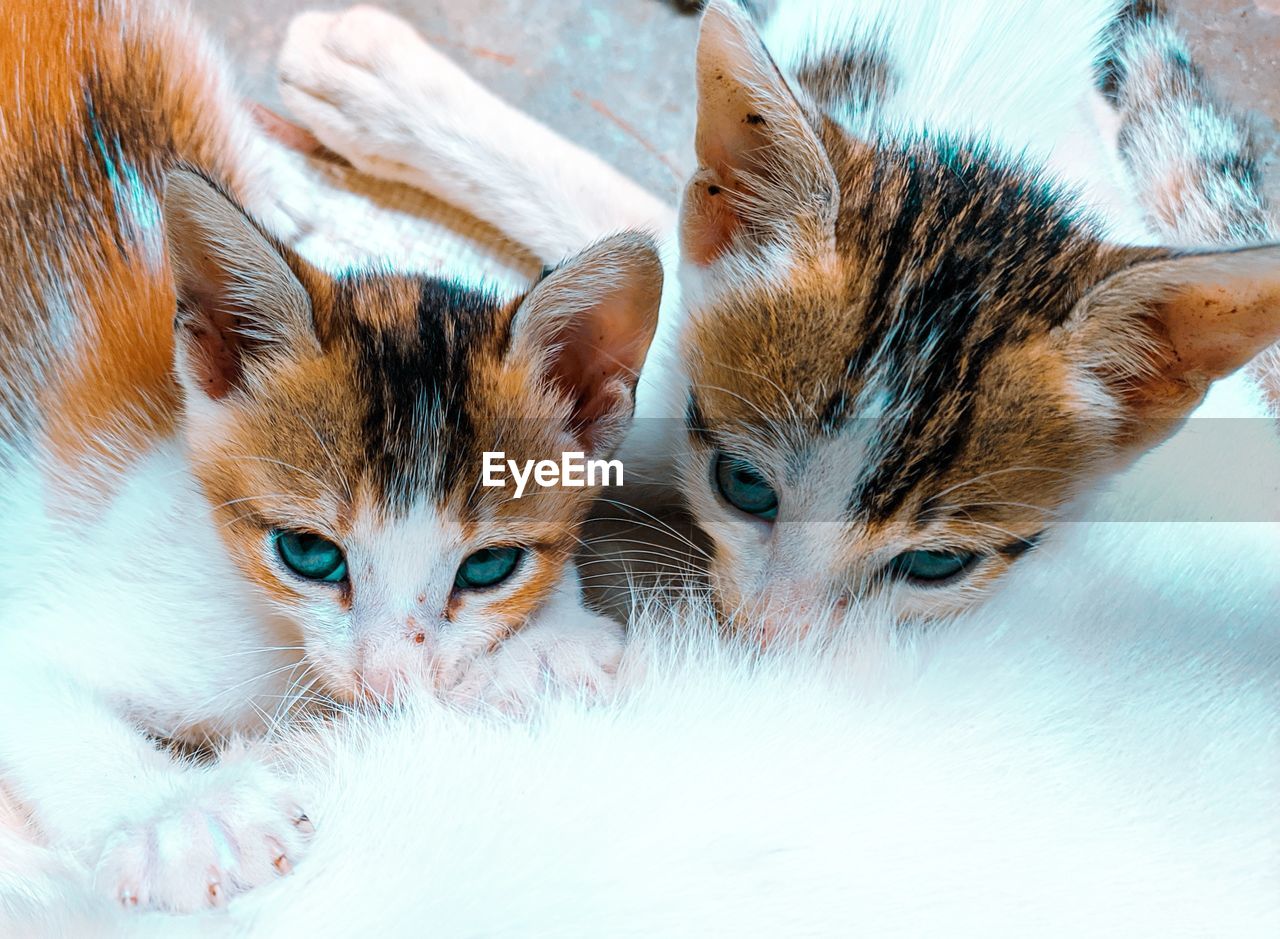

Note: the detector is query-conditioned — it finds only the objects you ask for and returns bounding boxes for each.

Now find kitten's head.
[163,170,661,701]
[677,2,1280,636]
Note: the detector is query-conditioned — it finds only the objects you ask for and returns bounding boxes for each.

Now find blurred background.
[206,0,1280,208]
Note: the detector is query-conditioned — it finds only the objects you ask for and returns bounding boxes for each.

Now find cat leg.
[442,566,624,713]
[277,4,674,265]
[0,672,310,912]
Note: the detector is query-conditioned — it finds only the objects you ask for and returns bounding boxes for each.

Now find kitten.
[0,0,660,912]
[281,0,1280,640]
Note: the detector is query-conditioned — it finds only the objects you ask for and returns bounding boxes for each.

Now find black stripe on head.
[341,276,508,512]
[817,387,849,433]
[840,139,1100,523]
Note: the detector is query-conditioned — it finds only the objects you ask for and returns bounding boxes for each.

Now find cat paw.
[93,760,311,912]
[278,5,484,179]
[445,610,625,714]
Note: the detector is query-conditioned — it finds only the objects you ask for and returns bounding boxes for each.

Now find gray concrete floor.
[202,0,1280,209]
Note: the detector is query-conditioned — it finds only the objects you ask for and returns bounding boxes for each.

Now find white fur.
[0,1,621,913]
[232,6,1279,934]
[4,0,1278,931]
[278,6,676,267]
[9,379,1276,934]
[0,0,323,908]
[764,0,1151,241]
[0,445,312,904]
[245,480,1280,936]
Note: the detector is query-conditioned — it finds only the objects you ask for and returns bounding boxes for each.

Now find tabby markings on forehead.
[342,277,507,510]
[826,139,1103,520]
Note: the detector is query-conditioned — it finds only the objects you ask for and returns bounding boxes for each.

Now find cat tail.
[1097,1,1275,246]
[1097,1,1279,412]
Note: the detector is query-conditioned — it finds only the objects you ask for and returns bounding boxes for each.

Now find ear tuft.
[508,232,664,456]
[164,168,318,401]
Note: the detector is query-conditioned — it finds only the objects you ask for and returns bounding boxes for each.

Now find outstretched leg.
[278,5,675,265]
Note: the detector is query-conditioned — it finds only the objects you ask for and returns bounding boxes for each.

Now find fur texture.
[5,373,1278,935]
[2,0,1277,930]
[0,0,660,913]
[278,1,1280,639]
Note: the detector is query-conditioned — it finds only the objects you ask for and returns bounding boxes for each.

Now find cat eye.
[886,549,979,586]
[714,453,778,520]
[275,530,348,584]
[455,546,524,590]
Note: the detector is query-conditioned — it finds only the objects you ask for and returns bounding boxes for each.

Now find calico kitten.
[0,0,659,912]
[278,0,1278,639]
[670,0,1280,633]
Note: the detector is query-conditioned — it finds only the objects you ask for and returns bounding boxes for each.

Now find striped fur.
[266,0,1279,638]
[1102,2,1273,245]
[673,0,1280,632]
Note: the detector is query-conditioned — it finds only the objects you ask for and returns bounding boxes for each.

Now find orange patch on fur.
[1,0,264,505]
[40,256,179,491]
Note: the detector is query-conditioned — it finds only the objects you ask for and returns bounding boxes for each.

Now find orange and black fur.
[0,0,659,913]
[266,0,1280,636]
[659,0,1280,632]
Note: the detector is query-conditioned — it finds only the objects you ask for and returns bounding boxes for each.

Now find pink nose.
[754,595,849,647]
[357,666,402,704]
[755,610,814,647]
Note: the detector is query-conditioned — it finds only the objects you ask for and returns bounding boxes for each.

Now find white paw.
[93,759,310,912]
[277,5,484,181]
[447,611,625,714]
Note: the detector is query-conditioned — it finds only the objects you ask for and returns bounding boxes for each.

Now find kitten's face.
[679,142,1122,630]
[164,171,659,701]
[188,279,588,702]
[677,1,1280,637]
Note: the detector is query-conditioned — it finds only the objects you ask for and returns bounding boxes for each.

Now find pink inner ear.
[1162,284,1274,380]
[510,232,662,452]
[682,177,743,267]
[180,302,245,400]
[549,312,642,431]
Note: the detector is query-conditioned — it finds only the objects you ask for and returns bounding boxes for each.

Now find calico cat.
[0,0,660,912]
[279,0,1279,639]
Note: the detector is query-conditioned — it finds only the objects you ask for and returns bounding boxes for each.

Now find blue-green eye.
[714,453,778,520]
[275,530,347,584]
[887,549,979,585]
[455,546,524,590]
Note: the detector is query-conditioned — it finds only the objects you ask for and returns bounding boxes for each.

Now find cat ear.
[1067,243,1280,449]
[507,232,663,456]
[683,0,838,265]
[163,168,319,401]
